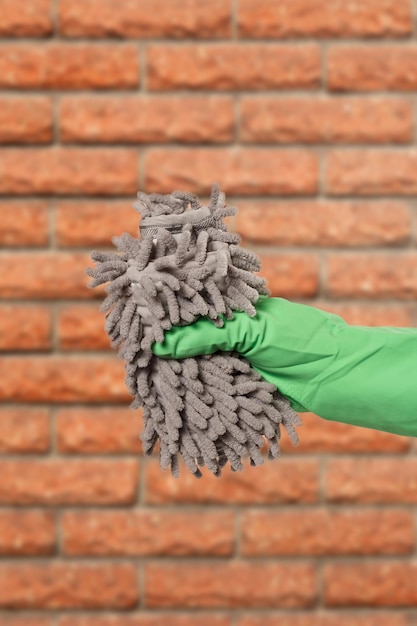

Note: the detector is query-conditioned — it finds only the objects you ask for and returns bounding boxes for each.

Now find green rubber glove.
[151,295,417,438]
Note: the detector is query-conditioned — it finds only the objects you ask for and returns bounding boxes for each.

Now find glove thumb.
[151,315,235,359]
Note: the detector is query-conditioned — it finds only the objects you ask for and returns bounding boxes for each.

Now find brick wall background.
[1,0,417,624]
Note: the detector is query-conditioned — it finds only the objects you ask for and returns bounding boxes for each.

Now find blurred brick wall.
[0,0,417,624]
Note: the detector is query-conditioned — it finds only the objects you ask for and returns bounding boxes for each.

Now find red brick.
[238,0,412,37]
[0,357,129,403]
[0,44,139,89]
[0,253,102,299]
[0,619,53,626]
[0,459,138,504]
[280,411,411,454]
[326,458,417,503]
[241,508,413,556]
[58,616,231,626]
[145,561,316,608]
[146,458,319,504]
[0,510,54,555]
[0,408,49,453]
[0,0,52,35]
[0,563,138,608]
[60,95,233,144]
[55,201,139,247]
[145,148,318,195]
[62,510,234,556]
[236,200,410,246]
[328,45,417,91]
[59,0,232,37]
[0,98,52,144]
[326,253,417,299]
[324,562,417,606]
[326,149,417,195]
[258,254,319,297]
[240,97,412,144]
[0,306,51,351]
[147,44,320,90]
[0,201,49,247]
[238,613,409,626]
[0,148,137,195]
[57,305,110,350]
[56,407,143,453]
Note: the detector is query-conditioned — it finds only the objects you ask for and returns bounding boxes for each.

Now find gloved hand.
[151,295,417,438]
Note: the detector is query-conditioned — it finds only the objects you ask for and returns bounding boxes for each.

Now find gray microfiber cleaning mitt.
[86,182,302,478]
